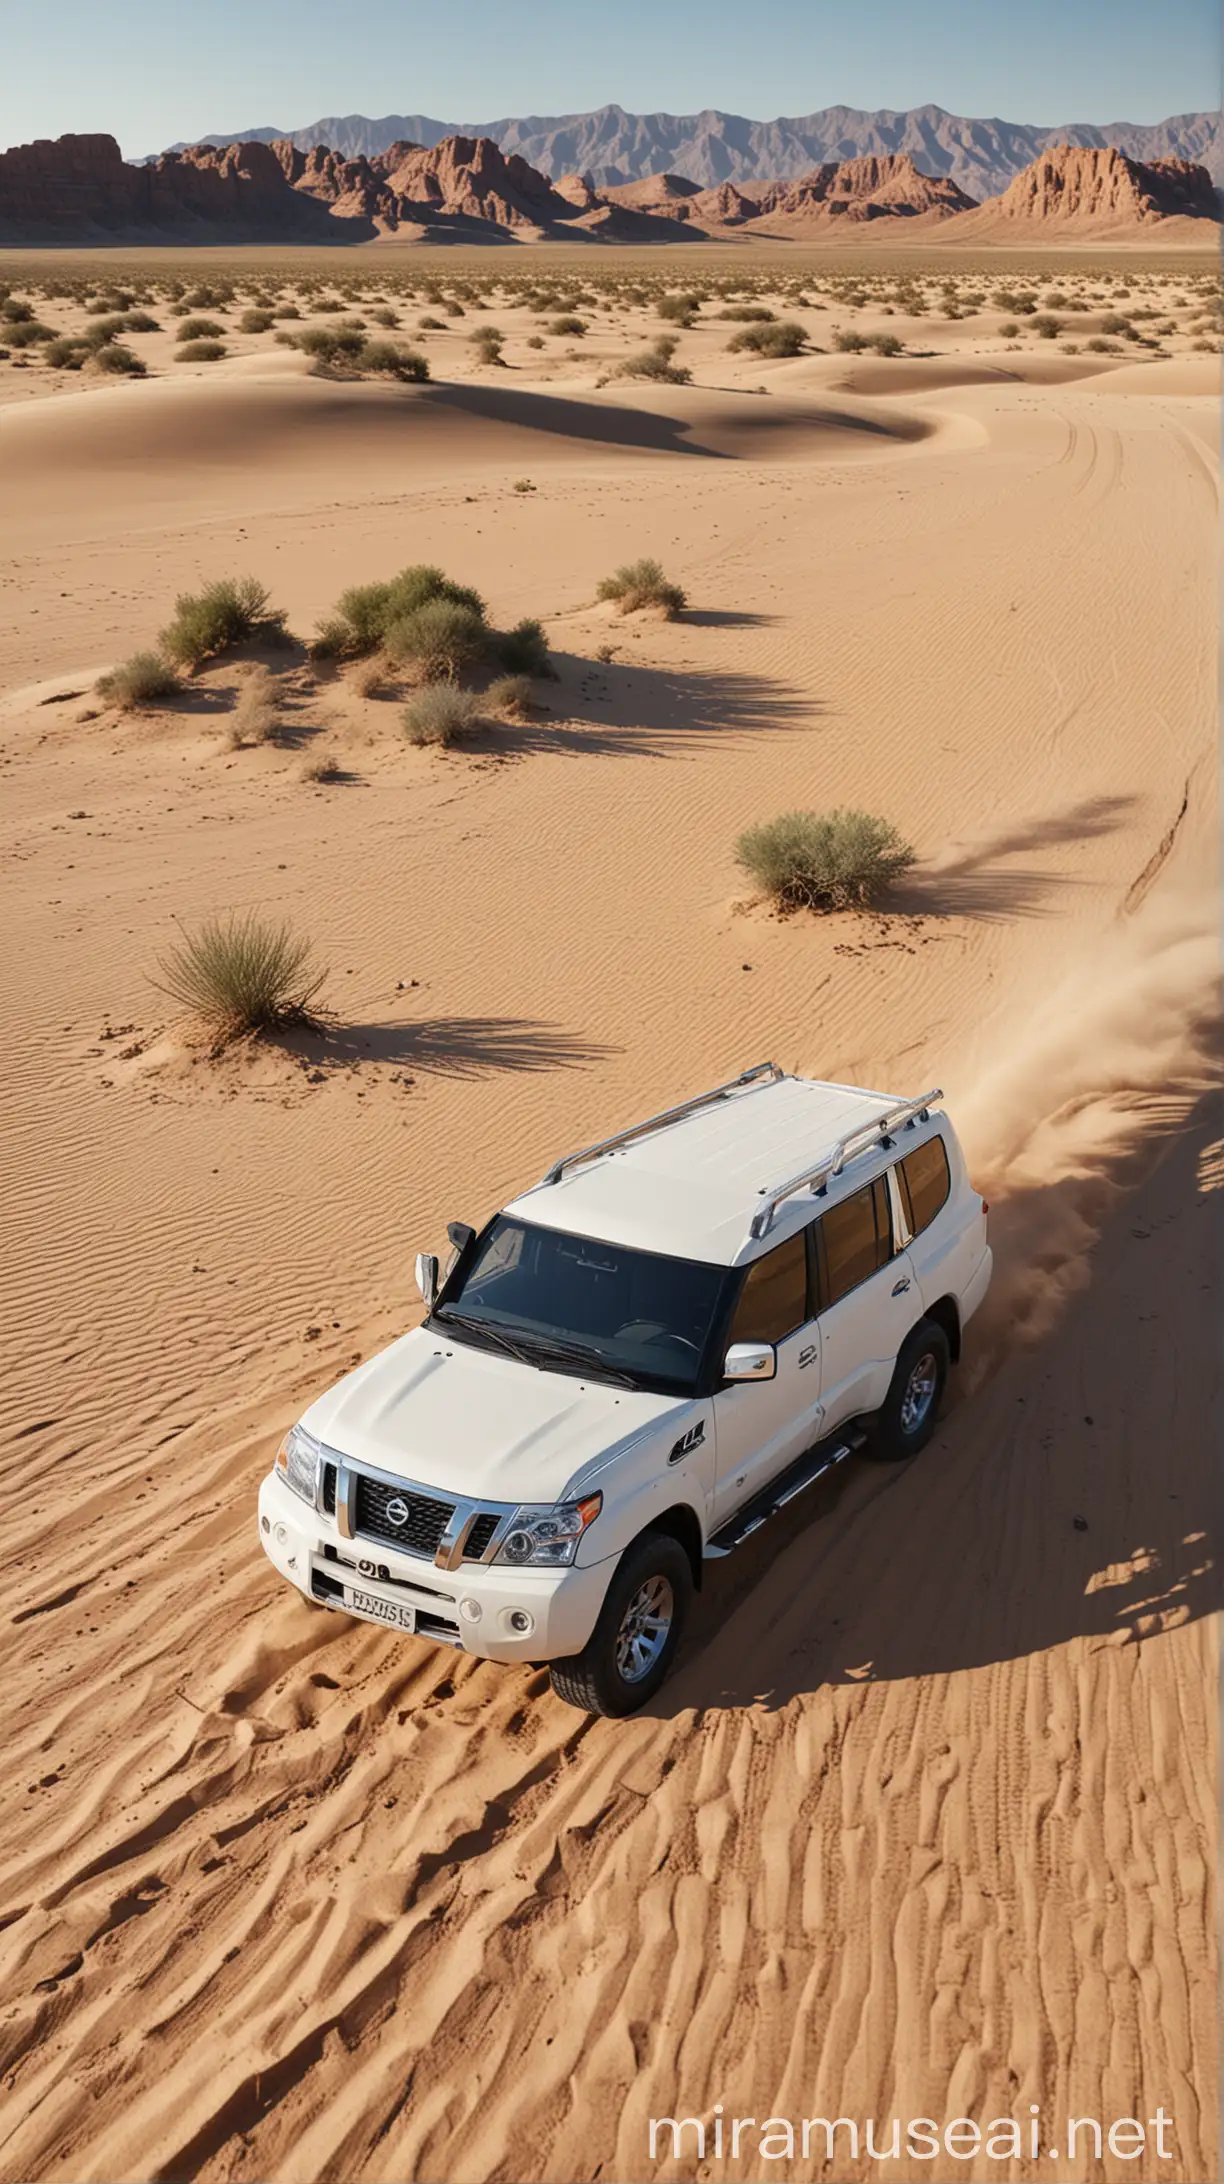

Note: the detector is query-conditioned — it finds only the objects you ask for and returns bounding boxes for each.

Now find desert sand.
[0,249,1218,2182]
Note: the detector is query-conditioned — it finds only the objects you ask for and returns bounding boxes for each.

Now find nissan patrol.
[259,1063,992,1713]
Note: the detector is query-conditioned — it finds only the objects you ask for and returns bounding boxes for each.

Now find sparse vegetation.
[727,320,806,357]
[613,334,691,385]
[495,618,553,677]
[176,339,226,362]
[238,308,275,333]
[95,651,180,709]
[470,326,505,365]
[314,566,485,659]
[657,293,699,327]
[1031,314,1062,340]
[485,673,533,718]
[718,305,775,323]
[89,342,147,375]
[151,912,328,1044]
[736,809,916,912]
[385,599,488,682]
[550,315,586,337]
[225,665,282,747]
[160,576,286,671]
[301,750,345,784]
[354,340,430,381]
[178,316,225,341]
[402,686,483,747]
[597,558,686,619]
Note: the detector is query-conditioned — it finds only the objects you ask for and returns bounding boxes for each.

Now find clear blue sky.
[2,0,1218,157]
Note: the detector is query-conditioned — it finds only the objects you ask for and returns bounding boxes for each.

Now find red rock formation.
[751,154,976,222]
[957,144,1217,227]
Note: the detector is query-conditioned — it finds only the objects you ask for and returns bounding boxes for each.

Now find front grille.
[354,1474,454,1557]
[463,1511,500,1560]
[321,1462,337,1516]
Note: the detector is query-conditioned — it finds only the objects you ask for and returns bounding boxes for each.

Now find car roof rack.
[747,1089,943,1241]
[541,1060,785,1186]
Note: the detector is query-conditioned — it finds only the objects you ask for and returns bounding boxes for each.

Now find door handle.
[892,1277,911,1296]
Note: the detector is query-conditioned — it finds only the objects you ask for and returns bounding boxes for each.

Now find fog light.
[274,1523,288,1547]
[260,1515,270,1535]
[458,1597,483,1623]
[508,1609,533,1636]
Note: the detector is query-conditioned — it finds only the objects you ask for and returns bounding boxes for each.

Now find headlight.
[495,1493,602,1568]
[275,1423,321,1505]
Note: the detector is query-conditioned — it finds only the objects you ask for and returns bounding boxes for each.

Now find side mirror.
[723,1341,776,1383]
[415,1252,439,1309]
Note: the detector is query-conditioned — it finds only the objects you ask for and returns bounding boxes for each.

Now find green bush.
[44,336,91,369]
[727,320,806,357]
[495,617,553,676]
[403,686,483,747]
[297,324,364,364]
[96,650,180,709]
[151,912,327,1044]
[385,599,488,682]
[159,576,284,670]
[596,558,686,619]
[314,565,486,658]
[356,340,430,381]
[5,319,58,348]
[736,809,915,911]
[614,335,691,385]
[176,339,226,362]
[178,316,225,341]
[485,673,533,718]
[90,342,147,375]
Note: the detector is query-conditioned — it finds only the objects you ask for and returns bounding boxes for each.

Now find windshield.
[434,1217,729,1394]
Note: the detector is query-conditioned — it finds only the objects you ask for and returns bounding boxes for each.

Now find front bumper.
[258,1470,611,1663]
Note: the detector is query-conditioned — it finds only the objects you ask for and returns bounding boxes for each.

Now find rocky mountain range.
[0,130,1216,247]
[157,102,1223,197]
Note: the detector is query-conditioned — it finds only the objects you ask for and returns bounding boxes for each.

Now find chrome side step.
[703,1425,867,1557]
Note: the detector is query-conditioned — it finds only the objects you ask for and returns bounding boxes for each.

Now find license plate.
[343,1585,416,1633]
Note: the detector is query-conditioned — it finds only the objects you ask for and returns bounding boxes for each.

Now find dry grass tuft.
[596,558,686,619]
[150,912,328,1045]
[736,808,915,912]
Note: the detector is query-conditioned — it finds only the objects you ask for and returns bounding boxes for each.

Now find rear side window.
[898,1136,951,1238]
[818,1178,892,1308]
[729,1231,809,1345]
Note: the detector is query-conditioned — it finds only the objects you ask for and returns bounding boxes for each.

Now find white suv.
[259,1064,991,1714]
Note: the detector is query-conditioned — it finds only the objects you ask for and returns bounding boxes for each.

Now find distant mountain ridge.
[155,102,1223,196]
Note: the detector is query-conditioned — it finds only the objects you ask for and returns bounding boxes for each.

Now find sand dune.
[0,288,1217,2181]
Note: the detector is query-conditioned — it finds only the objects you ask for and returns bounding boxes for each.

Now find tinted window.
[729,1231,809,1346]
[819,1178,891,1307]
[899,1136,951,1238]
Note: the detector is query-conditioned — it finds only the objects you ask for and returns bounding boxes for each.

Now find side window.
[818,1178,892,1308]
[729,1231,809,1346]
[898,1136,951,1239]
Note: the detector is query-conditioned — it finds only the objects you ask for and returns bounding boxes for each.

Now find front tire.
[866,1318,950,1463]
[549,1532,692,1716]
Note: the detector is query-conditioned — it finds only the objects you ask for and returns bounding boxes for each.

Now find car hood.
[301,1325,684,1505]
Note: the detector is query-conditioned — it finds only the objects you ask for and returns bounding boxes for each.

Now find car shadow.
[642,1092,1220,1717]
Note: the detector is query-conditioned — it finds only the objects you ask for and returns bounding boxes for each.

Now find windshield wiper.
[515,1336,639,1389]
[432,1312,539,1367]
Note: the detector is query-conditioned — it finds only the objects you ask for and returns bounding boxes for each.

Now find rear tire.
[866,1318,949,1463]
[549,1532,692,1716]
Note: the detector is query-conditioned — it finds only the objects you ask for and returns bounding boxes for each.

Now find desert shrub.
[44,336,91,368]
[177,338,226,362]
[832,328,867,353]
[370,305,398,328]
[226,665,282,747]
[301,751,345,783]
[274,303,301,320]
[96,650,180,709]
[160,576,284,669]
[1100,312,1132,335]
[658,293,699,325]
[418,314,446,331]
[403,685,483,746]
[356,339,430,381]
[736,808,915,911]
[445,299,466,317]
[1031,314,1062,339]
[998,320,1020,339]
[1043,291,1070,310]
[470,326,505,364]
[151,912,327,1043]
[526,333,545,349]
[728,320,806,357]
[122,310,159,332]
[239,308,275,333]
[312,297,344,313]
[348,654,389,697]
[869,333,904,356]
[386,599,488,681]
[315,565,486,657]
[614,335,691,384]
[992,289,1037,315]
[550,314,586,336]
[178,316,225,340]
[297,324,364,365]
[90,342,147,375]
[1191,336,1218,352]
[485,673,533,718]
[596,558,686,619]
[1,297,34,322]
[718,304,775,322]
[513,476,536,493]
[1084,336,1121,354]
[495,617,553,676]
[5,319,58,348]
